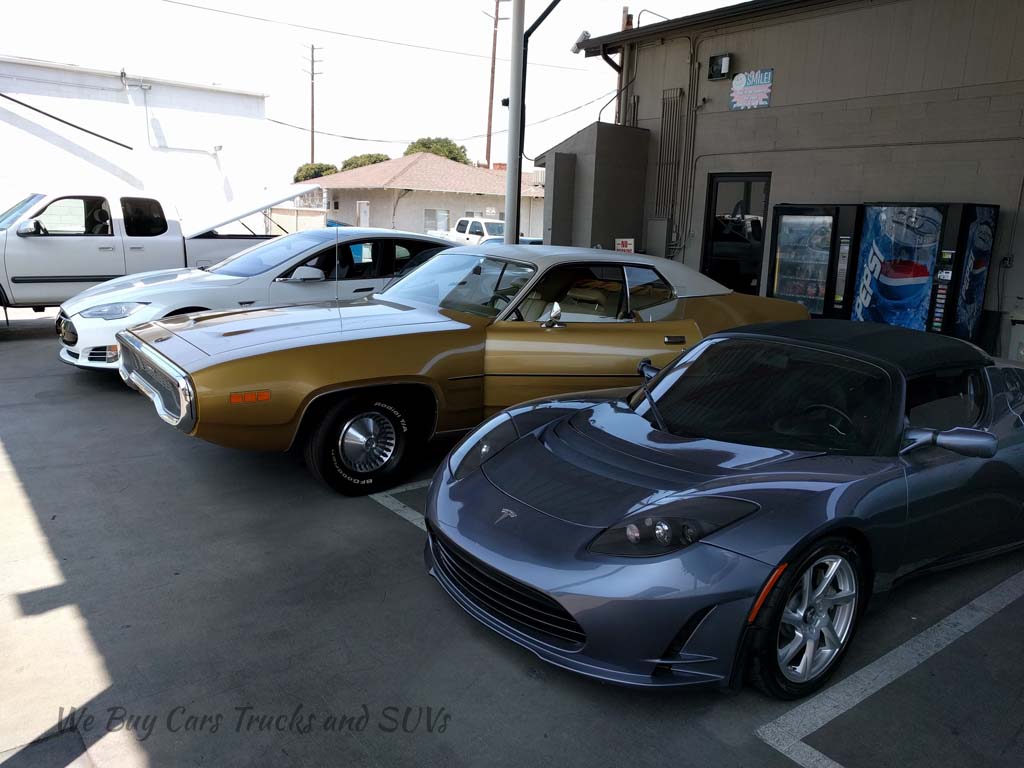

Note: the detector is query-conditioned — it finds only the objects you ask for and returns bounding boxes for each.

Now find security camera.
[570,31,590,54]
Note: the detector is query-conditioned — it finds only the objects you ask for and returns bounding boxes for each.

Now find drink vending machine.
[848,203,998,342]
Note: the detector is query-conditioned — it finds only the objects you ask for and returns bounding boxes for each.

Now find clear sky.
[3,0,732,174]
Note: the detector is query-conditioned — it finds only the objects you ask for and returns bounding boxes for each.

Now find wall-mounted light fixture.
[708,53,732,80]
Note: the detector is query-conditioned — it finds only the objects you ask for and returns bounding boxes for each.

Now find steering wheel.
[487,294,522,320]
[802,403,855,436]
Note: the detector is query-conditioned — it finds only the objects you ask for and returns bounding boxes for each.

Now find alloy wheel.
[777,554,858,683]
[338,411,397,473]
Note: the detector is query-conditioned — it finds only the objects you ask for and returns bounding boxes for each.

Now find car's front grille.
[118,334,194,431]
[56,312,77,346]
[430,525,586,650]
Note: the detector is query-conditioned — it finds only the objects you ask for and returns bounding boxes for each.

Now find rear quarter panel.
[684,292,810,335]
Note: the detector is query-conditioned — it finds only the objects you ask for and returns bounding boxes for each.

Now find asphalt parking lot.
[2,307,1023,768]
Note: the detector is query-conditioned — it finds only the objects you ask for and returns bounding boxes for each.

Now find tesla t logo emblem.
[494,508,517,524]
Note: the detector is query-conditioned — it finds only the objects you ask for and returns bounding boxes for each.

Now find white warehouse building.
[0,55,297,228]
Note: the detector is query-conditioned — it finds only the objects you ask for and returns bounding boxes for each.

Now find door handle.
[98,246,115,252]
[128,246,144,251]
[352,287,374,293]
[664,335,687,345]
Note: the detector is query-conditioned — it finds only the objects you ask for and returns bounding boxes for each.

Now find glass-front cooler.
[767,205,860,318]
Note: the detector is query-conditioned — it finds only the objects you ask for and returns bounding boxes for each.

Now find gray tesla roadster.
[424,320,1024,699]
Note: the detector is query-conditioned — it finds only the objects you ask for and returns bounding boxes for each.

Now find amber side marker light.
[230,390,271,404]
[747,563,788,623]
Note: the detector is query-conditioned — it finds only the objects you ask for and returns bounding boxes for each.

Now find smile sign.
[730,69,774,110]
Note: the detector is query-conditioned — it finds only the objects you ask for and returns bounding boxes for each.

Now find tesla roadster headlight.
[589,497,758,557]
[80,302,151,320]
[448,413,519,481]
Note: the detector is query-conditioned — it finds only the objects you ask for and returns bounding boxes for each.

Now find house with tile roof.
[311,152,545,237]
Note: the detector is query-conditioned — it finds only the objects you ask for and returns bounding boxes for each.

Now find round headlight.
[654,520,672,545]
[625,523,641,544]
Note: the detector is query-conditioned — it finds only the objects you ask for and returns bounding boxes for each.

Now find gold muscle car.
[118,245,808,494]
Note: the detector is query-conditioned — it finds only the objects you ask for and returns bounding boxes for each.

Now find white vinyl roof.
[450,244,731,298]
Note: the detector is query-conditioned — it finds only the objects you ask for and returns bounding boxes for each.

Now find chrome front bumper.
[117,331,197,432]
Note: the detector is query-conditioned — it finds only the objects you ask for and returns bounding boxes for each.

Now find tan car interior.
[513,266,627,322]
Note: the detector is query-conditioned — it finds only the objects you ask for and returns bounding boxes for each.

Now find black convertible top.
[726,319,993,376]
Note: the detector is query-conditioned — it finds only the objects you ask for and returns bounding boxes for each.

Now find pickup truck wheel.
[304,397,410,495]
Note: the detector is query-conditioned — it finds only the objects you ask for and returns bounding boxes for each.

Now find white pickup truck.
[446,216,505,245]
[0,186,312,311]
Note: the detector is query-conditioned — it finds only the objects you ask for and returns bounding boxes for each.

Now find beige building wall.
[266,206,326,233]
[619,0,1024,342]
[325,189,544,237]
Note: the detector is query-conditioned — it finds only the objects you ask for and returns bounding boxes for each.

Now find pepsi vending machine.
[849,203,998,341]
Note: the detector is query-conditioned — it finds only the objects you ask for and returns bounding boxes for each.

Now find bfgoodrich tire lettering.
[749,537,864,700]
[305,397,410,495]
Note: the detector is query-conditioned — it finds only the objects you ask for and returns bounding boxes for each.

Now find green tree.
[342,153,390,171]
[293,162,339,182]
[404,137,471,165]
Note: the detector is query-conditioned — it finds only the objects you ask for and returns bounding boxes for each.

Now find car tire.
[304,396,411,495]
[748,537,864,700]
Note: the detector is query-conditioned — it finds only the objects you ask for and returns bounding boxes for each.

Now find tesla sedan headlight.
[589,497,758,557]
[448,413,519,481]
[80,302,151,320]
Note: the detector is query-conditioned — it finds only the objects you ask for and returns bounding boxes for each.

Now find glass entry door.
[701,173,770,295]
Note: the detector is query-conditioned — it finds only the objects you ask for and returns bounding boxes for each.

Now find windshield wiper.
[636,358,668,432]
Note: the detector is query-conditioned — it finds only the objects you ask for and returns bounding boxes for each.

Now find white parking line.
[369,479,432,531]
[757,568,1024,768]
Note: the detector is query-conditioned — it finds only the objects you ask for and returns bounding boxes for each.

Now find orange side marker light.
[747,563,788,624]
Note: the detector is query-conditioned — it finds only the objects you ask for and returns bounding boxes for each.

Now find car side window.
[455,219,468,234]
[625,266,676,318]
[905,368,986,431]
[511,264,626,323]
[279,245,338,280]
[121,197,168,236]
[394,242,447,277]
[469,221,485,237]
[339,241,379,280]
[37,196,112,236]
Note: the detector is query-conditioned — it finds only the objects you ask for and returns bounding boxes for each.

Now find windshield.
[382,252,535,318]
[0,194,44,230]
[484,222,505,236]
[208,231,332,277]
[632,338,892,454]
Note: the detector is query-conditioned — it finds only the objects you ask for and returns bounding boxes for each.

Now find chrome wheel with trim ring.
[338,412,397,473]
[777,554,858,684]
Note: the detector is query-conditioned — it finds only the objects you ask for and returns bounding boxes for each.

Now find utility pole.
[503,0,525,243]
[504,0,562,243]
[483,0,509,169]
[304,44,323,163]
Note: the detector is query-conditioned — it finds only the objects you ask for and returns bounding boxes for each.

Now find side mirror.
[542,301,564,329]
[901,426,998,459]
[637,358,661,381]
[276,265,325,283]
[16,219,43,237]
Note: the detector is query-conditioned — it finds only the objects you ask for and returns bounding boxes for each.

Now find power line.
[0,92,133,150]
[161,0,586,71]
[265,90,614,146]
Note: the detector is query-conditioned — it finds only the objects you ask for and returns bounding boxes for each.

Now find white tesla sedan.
[56,227,451,370]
